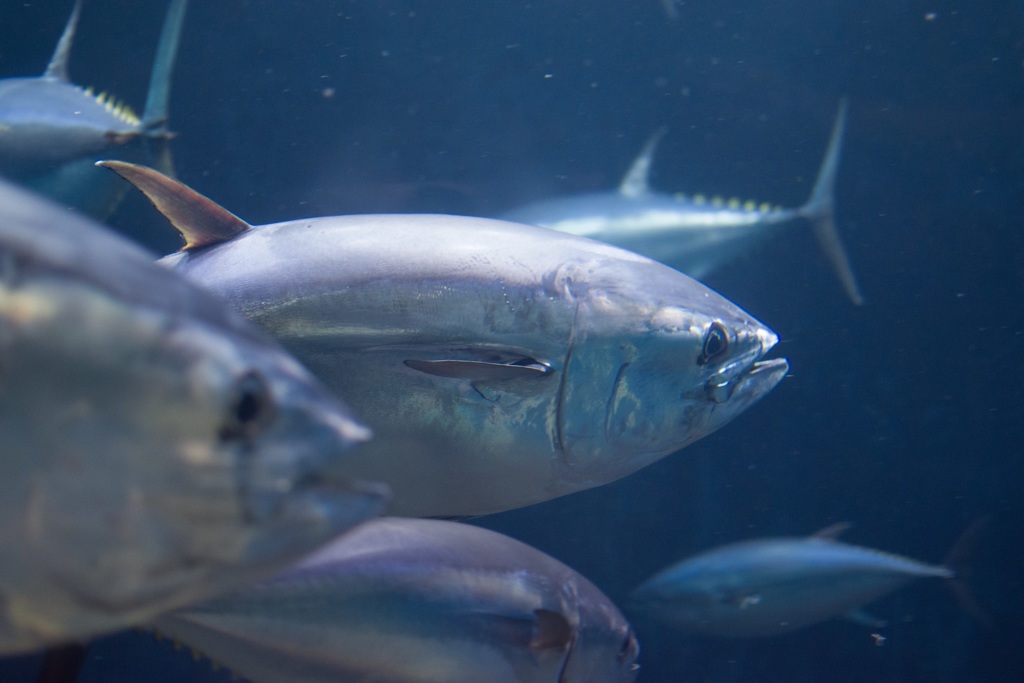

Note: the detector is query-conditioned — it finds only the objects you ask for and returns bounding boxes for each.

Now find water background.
[0,1,1021,681]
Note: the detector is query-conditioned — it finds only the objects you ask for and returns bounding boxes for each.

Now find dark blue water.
[0,1,1021,681]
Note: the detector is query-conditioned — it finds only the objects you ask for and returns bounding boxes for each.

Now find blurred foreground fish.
[0,176,386,654]
[629,523,962,637]
[502,101,863,304]
[0,0,187,218]
[101,161,789,518]
[155,517,640,683]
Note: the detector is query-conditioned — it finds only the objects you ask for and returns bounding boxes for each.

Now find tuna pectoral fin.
[801,98,865,305]
[404,358,552,382]
[97,161,250,250]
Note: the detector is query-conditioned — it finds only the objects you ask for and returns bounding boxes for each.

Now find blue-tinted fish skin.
[0,0,187,218]
[104,161,788,518]
[0,78,140,165]
[502,101,863,304]
[154,518,640,683]
[0,176,386,655]
[629,529,953,638]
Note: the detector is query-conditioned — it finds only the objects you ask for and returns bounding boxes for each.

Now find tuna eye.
[699,322,729,365]
[220,372,275,442]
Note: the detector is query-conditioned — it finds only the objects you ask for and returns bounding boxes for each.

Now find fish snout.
[229,353,382,534]
[705,324,786,405]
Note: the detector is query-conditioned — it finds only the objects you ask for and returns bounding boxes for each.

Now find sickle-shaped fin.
[142,0,188,137]
[43,0,84,81]
[404,358,552,382]
[141,0,189,181]
[800,98,864,305]
[619,126,668,198]
[96,160,250,250]
[810,521,852,540]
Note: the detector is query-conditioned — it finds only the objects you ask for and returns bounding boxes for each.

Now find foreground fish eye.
[699,321,730,365]
[220,371,275,442]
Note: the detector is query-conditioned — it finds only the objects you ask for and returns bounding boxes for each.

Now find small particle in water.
[322,87,335,99]
[924,12,937,21]
[871,633,887,646]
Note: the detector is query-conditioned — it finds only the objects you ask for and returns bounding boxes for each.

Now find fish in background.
[0,175,387,655]
[628,523,975,638]
[0,0,187,219]
[100,160,789,519]
[154,517,640,683]
[502,101,864,305]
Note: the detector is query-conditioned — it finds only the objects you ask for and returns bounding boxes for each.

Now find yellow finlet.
[81,85,141,126]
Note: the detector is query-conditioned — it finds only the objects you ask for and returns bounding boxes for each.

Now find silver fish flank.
[103,160,789,518]
[155,517,640,683]
[0,176,386,654]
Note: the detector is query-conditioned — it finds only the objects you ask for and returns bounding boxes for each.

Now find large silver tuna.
[102,161,788,518]
[502,102,863,305]
[629,524,957,638]
[0,0,187,218]
[0,176,386,654]
[155,517,640,683]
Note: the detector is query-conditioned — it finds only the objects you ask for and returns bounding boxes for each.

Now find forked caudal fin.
[943,517,996,630]
[141,0,190,177]
[97,160,250,249]
[800,98,865,305]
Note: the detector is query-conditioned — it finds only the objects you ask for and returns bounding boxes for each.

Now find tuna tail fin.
[140,0,189,176]
[43,0,84,81]
[619,127,668,198]
[800,98,864,305]
[943,518,996,630]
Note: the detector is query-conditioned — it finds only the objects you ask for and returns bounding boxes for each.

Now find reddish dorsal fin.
[811,522,852,540]
[96,160,250,250]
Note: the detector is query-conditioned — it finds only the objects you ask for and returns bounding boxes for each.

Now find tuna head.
[9,285,384,625]
[0,176,385,652]
[562,578,641,683]
[555,255,788,485]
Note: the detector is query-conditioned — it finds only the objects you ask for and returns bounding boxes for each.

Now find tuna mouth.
[706,357,788,404]
[244,470,389,526]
